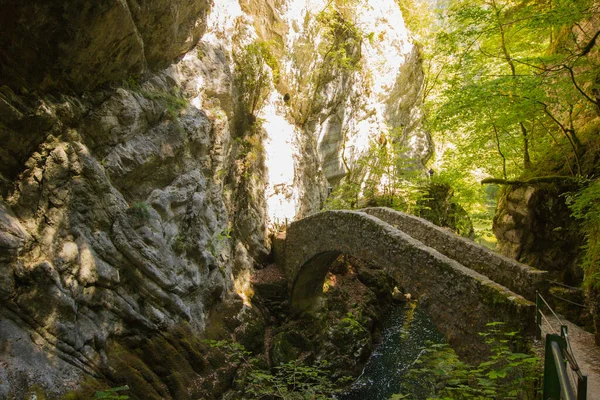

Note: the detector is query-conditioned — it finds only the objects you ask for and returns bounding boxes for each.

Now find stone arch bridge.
[279,207,548,359]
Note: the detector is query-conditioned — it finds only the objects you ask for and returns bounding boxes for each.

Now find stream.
[339,303,446,400]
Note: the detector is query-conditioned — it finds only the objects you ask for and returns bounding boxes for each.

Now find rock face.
[239,0,432,222]
[0,74,237,398]
[0,0,211,92]
[385,45,433,171]
[0,0,430,397]
[493,183,584,283]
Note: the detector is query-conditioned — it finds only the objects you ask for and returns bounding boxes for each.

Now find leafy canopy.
[425,0,597,180]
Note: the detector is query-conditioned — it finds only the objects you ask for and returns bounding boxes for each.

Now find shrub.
[141,89,188,119]
[203,339,349,399]
[94,386,130,399]
[567,179,600,290]
[234,41,274,123]
[127,202,152,222]
[393,322,541,399]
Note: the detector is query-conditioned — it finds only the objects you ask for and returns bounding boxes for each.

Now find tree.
[426,0,597,181]
[287,5,364,127]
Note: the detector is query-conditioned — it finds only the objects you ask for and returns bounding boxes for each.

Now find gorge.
[1,0,599,398]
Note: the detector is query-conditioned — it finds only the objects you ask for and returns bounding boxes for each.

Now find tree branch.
[563,64,599,107]
[491,123,507,179]
[579,29,600,57]
[540,102,582,175]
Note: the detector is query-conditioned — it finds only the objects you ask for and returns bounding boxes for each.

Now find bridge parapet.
[284,210,535,361]
[362,207,548,300]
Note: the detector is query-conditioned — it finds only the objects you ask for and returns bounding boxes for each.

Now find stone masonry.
[362,207,548,300]
[282,209,537,361]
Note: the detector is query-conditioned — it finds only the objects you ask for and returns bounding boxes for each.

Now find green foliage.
[395,0,435,43]
[339,311,366,336]
[325,133,489,238]
[234,132,265,179]
[203,339,348,399]
[122,76,141,91]
[121,75,188,120]
[258,41,282,85]
[423,0,597,189]
[417,182,476,238]
[324,181,361,210]
[141,89,188,119]
[202,339,251,363]
[394,322,541,399]
[288,4,365,125]
[243,359,348,399]
[127,202,152,221]
[426,171,492,228]
[329,127,430,214]
[171,234,189,256]
[567,179,600,289]
[234,41,274,120]
[400,0,600,249]
[216,226,233,241]
[359,136,402,206]
[94,386,130,400]
[208,227,233,258]
[316,9,363,72]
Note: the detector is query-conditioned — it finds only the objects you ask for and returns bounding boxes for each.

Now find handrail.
[551,340,576,400]
[547,280,585,293]
[546,280,588,308]
[536,291,587,400]
[548,292,587,308]
[537,291,565,327]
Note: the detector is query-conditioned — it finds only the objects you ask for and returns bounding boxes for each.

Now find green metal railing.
[536,292,588,400]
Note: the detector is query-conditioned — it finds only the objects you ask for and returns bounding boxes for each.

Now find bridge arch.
[283,210,535,359]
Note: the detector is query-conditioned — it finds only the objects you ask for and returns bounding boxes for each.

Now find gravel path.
[540,314,600,399]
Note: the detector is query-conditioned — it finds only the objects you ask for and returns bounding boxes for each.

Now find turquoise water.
[339,304,446,400]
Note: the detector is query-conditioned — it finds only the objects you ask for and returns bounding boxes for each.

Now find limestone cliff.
[0,0,210,93]
[0,0,429,397]
[494,182,584,283]
[235,0,432,220]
